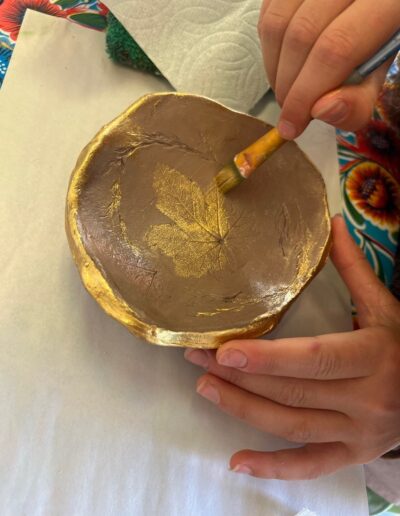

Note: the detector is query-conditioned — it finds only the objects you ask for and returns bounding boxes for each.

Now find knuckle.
[284,419,313,443]
[316,29,355,68]
[311,340,338,378]
[316,351,336,379]
[258,11,289,39]
[286,16,319,48]
[280,381,307,407]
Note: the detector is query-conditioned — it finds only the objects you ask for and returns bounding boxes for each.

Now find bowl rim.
[65,92,331,348]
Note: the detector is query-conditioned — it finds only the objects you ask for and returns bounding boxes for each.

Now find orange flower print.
[377,83,400,135]
[346,162,400,230]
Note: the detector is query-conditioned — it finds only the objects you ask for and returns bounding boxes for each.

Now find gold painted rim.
[65,92,331,348]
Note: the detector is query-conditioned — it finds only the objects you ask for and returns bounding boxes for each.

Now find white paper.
[0,12,368,516]
[103,0,269,112]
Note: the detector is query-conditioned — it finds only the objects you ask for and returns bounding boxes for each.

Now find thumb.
[311,61,392,132]
[330,215,397,327]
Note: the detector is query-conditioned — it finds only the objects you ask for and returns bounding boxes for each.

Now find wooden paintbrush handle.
[234,128,286,179]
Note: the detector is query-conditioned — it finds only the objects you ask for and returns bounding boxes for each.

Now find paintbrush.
[216,29,400,194]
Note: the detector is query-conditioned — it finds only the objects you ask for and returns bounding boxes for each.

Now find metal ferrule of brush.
[346,29,400,86]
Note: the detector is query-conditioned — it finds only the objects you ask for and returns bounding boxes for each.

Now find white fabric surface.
[0,12,369,516]
[103,0,268,112]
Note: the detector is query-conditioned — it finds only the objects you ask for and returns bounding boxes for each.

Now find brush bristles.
[215,162,244,194]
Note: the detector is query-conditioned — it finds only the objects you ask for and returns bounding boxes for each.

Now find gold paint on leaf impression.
[146,165,235,278]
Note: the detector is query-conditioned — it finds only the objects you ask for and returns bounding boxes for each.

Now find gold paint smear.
[106,179,122,217]
[146,165,232,278]
[119,217,142,256]
[196,289,288,318]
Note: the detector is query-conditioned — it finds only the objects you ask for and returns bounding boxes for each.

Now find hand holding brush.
[217,29,400,194]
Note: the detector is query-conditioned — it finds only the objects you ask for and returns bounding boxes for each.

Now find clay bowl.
[66,93,330,348]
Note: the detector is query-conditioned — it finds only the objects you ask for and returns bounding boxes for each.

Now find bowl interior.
[75,94,330,334]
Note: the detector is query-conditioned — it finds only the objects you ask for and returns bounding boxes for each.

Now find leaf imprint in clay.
[146,165,243,278]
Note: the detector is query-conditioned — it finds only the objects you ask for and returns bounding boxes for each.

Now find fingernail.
[277,120,297,140]
[184,349,209,369]
[218,349,248,368]
[196,380,220,404]
[312,98,348,124]
[231,464,253,476]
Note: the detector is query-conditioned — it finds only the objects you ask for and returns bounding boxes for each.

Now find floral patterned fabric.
[338,56,400,328]
[0,2,399,513]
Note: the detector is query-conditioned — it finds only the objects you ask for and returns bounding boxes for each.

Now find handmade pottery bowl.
[66,93,331,348]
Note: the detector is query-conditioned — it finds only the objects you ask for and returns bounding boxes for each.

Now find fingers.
[185,349,354,411]
[196,374,351,443]
[215,330,378,379]
[275,0,354,105]
[330,216,398,326]
[230,443,351,480]
[311,60,393,131]
[258,0,305,89]
[278,1,400,139]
